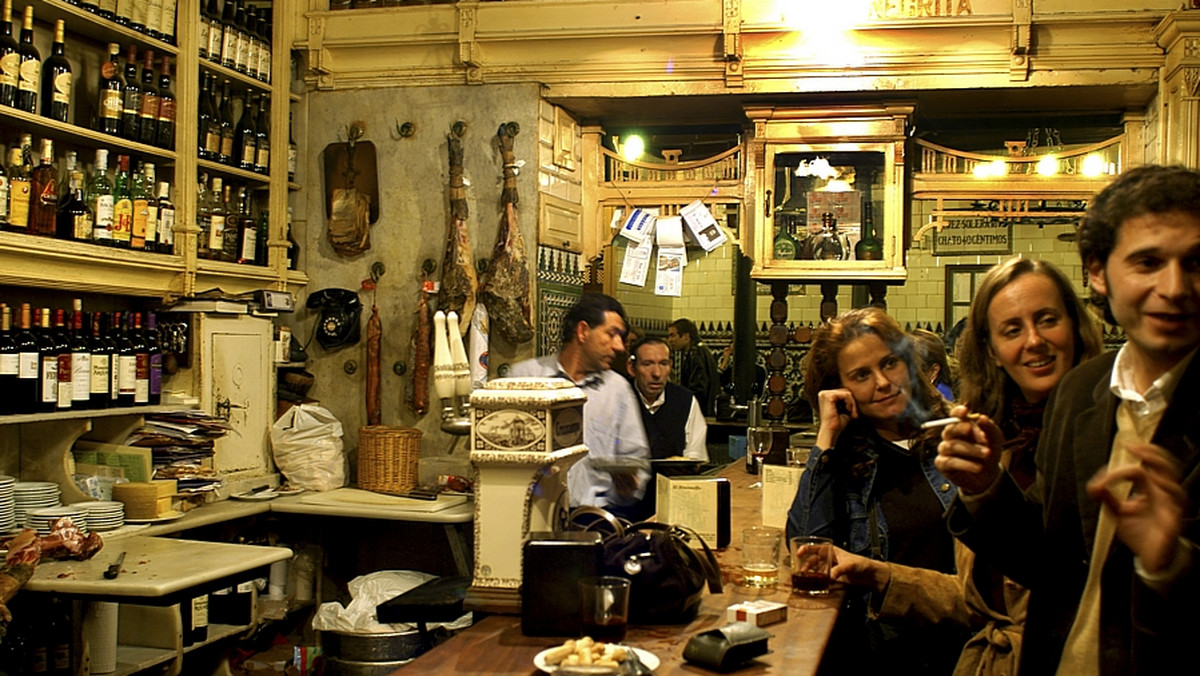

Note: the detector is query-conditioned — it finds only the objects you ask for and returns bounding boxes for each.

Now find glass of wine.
[746,426,777,489]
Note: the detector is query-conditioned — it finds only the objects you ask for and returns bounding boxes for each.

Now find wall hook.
[370,261,386,282]
[393,121,416,139]
[451,120,468,138]
[421,258,437,274]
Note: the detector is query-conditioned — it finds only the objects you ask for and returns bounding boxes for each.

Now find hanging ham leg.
[439,131,478,329]
[2,519,104,636]
[480,122,534,345]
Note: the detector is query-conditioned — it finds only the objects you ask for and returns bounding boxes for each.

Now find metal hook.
[370,261,386,283]
[451,120,468,138]
[394,121,416,139]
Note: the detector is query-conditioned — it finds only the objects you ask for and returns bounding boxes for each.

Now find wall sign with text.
[931,217,1013,256]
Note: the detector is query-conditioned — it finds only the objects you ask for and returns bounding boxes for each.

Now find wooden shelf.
[0,404,187,426]
[0,106,178,162]
[0,231,186,297]
[113,644,177,676]
[197,158,271,186]
[200,59,273,94]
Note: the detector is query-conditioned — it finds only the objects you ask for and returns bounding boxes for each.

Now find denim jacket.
[785,425,958,560]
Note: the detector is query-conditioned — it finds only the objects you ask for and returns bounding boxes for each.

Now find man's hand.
[830,546,891,594]
[611,472,640,498]
[814,389,858,450]
[934,405,1007,495]
[1086,441,1186,574]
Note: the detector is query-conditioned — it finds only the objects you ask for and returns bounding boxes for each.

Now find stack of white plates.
[13,481,62,526]
[71,501,125,531]
[26,506,88,535]
[0,475,16,533]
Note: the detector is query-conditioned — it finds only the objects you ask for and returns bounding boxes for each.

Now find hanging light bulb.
[1036,155,1059,176]
[621,135,645,162]
[973,160,1006,179]
[1081,154,1106,177]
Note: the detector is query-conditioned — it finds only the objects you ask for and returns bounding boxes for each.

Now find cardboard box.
[726,600,788,627]
[72,440,154,482]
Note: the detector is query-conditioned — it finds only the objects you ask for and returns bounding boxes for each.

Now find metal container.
[324,656,414,676]
[322,629,424,662]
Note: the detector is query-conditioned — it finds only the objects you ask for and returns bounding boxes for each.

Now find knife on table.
[103,551,126,579]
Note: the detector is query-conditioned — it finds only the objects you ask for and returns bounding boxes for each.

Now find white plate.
[533,645,658,673]
[232,491,279,501]
[124,511,186,524]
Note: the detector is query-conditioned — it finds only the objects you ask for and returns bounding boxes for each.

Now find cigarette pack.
[725,600,787,627]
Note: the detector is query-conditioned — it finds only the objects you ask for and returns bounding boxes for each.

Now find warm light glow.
[795,157,838,180]
[776,2,872,68]
[1036,155,1059,176]
[823,179,853,192]
[973,160,1007,179]
[1081,154,1106,177]
[621,135,645,162]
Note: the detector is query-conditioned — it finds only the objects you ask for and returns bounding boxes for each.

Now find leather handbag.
[569,507,723,625]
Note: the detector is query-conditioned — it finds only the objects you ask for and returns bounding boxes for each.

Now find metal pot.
[323,656,414,676]
[322,629,425,662]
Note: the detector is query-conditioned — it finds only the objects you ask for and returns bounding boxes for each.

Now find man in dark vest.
[628,338,709,462]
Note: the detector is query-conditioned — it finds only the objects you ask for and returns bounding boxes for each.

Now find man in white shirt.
[628,337,709,463]
[509,294,650,518]
[937,165,1200,676]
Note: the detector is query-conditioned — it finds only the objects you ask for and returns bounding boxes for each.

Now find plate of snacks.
[534,637,658,673]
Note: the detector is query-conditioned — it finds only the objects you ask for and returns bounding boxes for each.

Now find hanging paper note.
[619,232,654,287]
[619,208,657,243]
[654,250,685,297]
[680,200,728,252]
[655,216,688,267]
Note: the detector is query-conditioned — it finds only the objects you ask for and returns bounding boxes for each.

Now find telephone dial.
[306,288,362,350]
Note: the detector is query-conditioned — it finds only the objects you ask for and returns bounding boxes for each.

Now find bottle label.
[18,59,39,93]
[199,20,210,54]
[774,237,796,260]
[147,0,163,34]
[287,146,297,177]
[58,354,73,408]
[150,352,162,395]
[42,357,58,403]
[220,133,234,159]
[236,34,248,70]
[209,23,224,59]
[101,90,122,120]
[74,352,91,401]
[8,178,30,228]
[205,128,220,154]
[113,198,133,242]
[0,353,18,376]
[257,143,270,171]
[222,32,236,64]
[53,72,72,104]
[160,207,175,248]
[91,353,110,395]
[158,98,175,124]
[193,595,209,628]
[19,351,37,378]
[241,226,257,262]
[31,645,48,673]
[0,53,18,88]
[38,179,57,208]
[100,0,117,15]
[241,144,256,167]
[118,354,136,395]
[210,215,226,251]
[133,198,149,242]
[110,351,120,399]
[74,211,95,240]
[140,92,159,120]
[94,194,115,240]
[122,89,141,117]
[260,50,271,82]
[52,644,70,671]
[0,175,8,213]
[146,204,159,245]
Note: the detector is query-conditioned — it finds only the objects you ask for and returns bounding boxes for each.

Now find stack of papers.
[121,411,233,493]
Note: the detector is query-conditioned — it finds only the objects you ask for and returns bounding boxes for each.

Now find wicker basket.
[357,426,422,495]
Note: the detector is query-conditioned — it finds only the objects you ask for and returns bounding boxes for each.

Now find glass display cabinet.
[744,105,913,281]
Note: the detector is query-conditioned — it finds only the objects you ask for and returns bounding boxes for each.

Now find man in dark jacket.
[666,318,720,416]
[937,165,1200,676]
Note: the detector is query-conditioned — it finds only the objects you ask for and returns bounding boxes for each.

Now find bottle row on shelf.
[200,0,272,84]
[0,299,164,416]
[195,171,272,266]
[198,70,271,175]
[1,137,177,253]
[79,0,179,46]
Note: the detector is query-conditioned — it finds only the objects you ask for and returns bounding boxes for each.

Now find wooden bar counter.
[397,463,840,675]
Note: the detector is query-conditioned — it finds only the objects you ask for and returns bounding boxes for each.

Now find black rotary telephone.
[306,288,362,350]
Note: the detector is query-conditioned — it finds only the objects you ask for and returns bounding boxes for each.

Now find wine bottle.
[98,0,116,21]
[244,6,259,80]
[255,93,270,175]
[236,186,256,264]
[286,206,298,270]
[137,50,159,145]
[196,174,212,259]
[98,43,123,136]
[106,311,121,407]
[220,0,236,70]
[233,1,248,74]
[70,301,90,409]
[15,303,38,413]
[15,5,40,114]
[4,146,29,232]
[218,79,234,165]
[29,138,59,237]
[220,181,238,262]
[141,162,158,251]
[130,161,149,250]
[146,312,161,405]
[854,202,884,261]
[115,0,133,26]
[206,0,224,63]
[197,72,216,159]
[258,10,271,83]
[111,154,133,248]
[208,177,227,260]
[36,308,59,413]
[131,312,148,405]
[46,597,72,676]
[89,149,114,246]
[146,0,163,42]
[0,304,16,413]
[161,0,177,45]
[52,309,72,410]
[156,181,175,254]
[182,593,209,647]
[255,208,268,266]
[57,150,77,206]
[89,311,111,409]
[130,0,147,33]
[287,110,297,182]
[0,159,7,228]
[235,93,256,171]
[120,44,141,141]
[0,0,19,108]
[113,311,135,407]
[155,56,174,148]
[772,216,798,260]
[41,20,71,123]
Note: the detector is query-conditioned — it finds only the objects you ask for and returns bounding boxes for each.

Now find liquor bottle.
[98,43,123,136]
[244,7,259,80]
[57,169,93,242]
[146,0,163,42]
[197,72,216,159]
[130,161,150,250]
[130,0,146,33]
[41,20,71,123]
[29,138,59,237]
[772,216,798,260]
[206,0,223,63]
[220,182,238,262]
[156,181,175,254]
[855,202,884,261]
[4,146,29,232]
[36,308,59,413]
[120,45,141,141]
[0,0,19,108]
[161,0,177,45]
[0,304,15,413]
[218,79,235,165]
[15,5,39,114]
[182,593,210,647]
[70,301,90,409]
[131,312,148,405]
[89,149,114,245]
[52,309,72,410]
[145,312,161,404]
[258,10,271,83]
[196,174,212,259]
[141,163,158,252]
[209,177,227,260]
[57,149,77,206]
[155,56,174,148]
[236,187,256,264]
[89,311,111,409]
[137,50,159,145]
[255,93,270,175]
[287,110,297,182]
[234,1,249,74]
[113,311,135,407]
[812,212,849,261]
[235,93,256,171]
[98,0,116,21]
[111,155,133,248]
[220,0,237,70]
[14,303,37,413]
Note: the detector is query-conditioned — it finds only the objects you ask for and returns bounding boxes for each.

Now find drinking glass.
[746,426,775,489]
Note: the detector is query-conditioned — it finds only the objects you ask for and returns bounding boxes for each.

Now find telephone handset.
[306,288,362,350]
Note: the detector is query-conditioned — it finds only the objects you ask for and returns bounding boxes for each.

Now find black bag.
[570,507,723,625]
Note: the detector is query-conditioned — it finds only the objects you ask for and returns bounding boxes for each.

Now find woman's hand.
[934,404,1006,495]
[830,546,890,594]
[815,389,857,449]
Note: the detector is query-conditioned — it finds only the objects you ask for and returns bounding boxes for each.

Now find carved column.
[1156,13,1200,167]
[764,282,790,423]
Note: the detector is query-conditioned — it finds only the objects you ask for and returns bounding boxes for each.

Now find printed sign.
[931,217,1013,256]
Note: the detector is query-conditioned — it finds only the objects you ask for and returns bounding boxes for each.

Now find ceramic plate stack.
[0,475,16,533]
[13,481,62,528]
[71,501,125,531]
[26,505,88,535]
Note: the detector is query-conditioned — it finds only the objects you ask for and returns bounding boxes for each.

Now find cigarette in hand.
[921,413,981,430]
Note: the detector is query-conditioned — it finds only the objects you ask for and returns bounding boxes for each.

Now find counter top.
[269,491,473,523]
[26,536,292,599]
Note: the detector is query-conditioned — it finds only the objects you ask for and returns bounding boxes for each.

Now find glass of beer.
[579,576,630,642]
[790,536,833,595]
[741,527,782,588]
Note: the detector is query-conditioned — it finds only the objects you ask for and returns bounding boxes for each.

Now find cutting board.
[301,488,468,513]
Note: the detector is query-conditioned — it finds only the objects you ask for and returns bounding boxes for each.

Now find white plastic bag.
[271,403,347,491]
